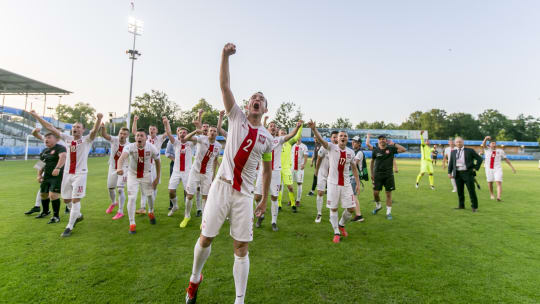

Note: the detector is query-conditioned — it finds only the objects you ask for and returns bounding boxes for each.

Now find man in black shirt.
[36,133,67,223]
[308,138,321,196]
[366,134,406,220]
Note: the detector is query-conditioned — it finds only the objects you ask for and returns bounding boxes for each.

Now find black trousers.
[455,170,478,209]
[311,174,318,191]
[169,161,174,177]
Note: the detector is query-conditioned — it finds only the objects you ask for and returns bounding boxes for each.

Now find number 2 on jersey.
[242,139,253,152]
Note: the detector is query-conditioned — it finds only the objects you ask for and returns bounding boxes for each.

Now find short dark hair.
[330,131,339,136]
[73,122,85,129]
[120,127,129,132]
[136,128,146,134]
[45,132,58,139]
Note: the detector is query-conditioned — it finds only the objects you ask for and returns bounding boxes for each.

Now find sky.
[1,0,540,125]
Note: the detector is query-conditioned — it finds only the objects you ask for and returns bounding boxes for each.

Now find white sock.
[233,253,250,304]
[316,195,323,215]
[35,190,42,207]
[140,194,147,209]
[67,202,81,229]
[339,209,352,226]
[117,188,126,213]
[185,197,192,218]
[375,201,381,209]
[153,189,158,200]
[386,206,392,215]
[127,197,136,225]
[329,210,339,234]
[451,178,457,190]
[271,199,278,224]
[196,190,202,210]
[190,239,211,283]
[68,202,72,209]
[147,195,155,213]
[201,199,206,213]
[108,188,116,204]
[171,197,178,208]
[296,185,302,202]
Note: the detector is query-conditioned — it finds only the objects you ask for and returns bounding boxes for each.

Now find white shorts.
[201,179,254,242]
[127,172,154,199]
[326,183,355,209]
[107,168,127,188]
[168,171,189,190]
[61,173,88,200]
[186,171,213,196]
[485,168,503,182]
[292,169,305,183]
[317,172,328,191]
[254,170,281,197]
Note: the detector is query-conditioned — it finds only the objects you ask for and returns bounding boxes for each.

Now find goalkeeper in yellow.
[278,124,303,212]
[416,130,435,190]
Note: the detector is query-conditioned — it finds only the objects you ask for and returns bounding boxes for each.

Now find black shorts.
[40,175,63,194]
[373,174,395,192]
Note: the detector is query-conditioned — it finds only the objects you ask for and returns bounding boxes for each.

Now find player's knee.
[49,192,59,200]
[202,195,208,200]
[199,235,213,248]
[270,195,278,201]
[317,191,324,196]
[40,193,49,200]
[347,207,355,213]
[287,186,294,191]
[233,241,249,257]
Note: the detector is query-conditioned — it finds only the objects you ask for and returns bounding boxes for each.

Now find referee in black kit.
[36,132,67,223]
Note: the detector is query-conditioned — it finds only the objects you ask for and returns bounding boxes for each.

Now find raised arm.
[131,115,138,135]
[263,116,269,128]
[365,134,373,150]
[220,43,237,113]
[184,129,202,143]
[89,113,103,141]
[31,128,44,142]
[28,110,61,138]
[101,123,112,141]
[420,130,425,146]
[308,120,328,150]
[193,110,203,130]
[162,116,175,144]
[388,139,407,153]
[283,121,303,143]
[481,136,490,150]
[288,125,303,144]
[217,110,228,138]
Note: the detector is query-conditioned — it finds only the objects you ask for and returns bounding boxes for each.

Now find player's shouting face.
[118,129,129,141]
[208,126,218,141]
[338,131,348,148]
[44,133,58,148]
[177,127,188,140]
[149,125,158,137]
[246,92,267,117]
[267,122,278,136]
[72,122,84,137]
[135,130,147,148]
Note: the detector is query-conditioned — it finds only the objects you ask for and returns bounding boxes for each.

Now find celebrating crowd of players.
[22,43,517,304]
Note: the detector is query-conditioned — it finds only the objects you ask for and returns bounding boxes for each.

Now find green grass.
[0,157,539,303]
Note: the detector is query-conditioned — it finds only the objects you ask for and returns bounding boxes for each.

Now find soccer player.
[184,43,274,304]
[307,138,322,196]
[116,128,161,233]
[165,138,176,210]
[25,128,47,216]
[277,124,303,211]
[415,130,435,190]
[30,110,103,237]
[163,121,195,225]
[314,131,339,223]
[350,136,365,222]
[442,139,458,192]
[291,138,308,207]
[309,122,362,243]
[366,134,407,220]
[254,121,302,231]
[431,145,439,166]
[481,136,516,201]
[132,115,167,214]
[35,132,67,223]
[101,125,130,219]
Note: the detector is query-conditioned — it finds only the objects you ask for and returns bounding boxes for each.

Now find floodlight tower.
[126,16,143,131]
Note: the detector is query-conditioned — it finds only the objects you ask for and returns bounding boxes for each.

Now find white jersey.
[291,143,309,170]
[60,134,94,175]
[326,142,356,186]
[270,136,286,171]
[444,146,456,159]
[147,134,167,152]
[318,146,330,177]
[172,140,194,173]
[354,150,364,171]
[124,142,160,177]
[191,135,222,175]
[107,136,129,170]
[216,104,273,196]
[484,148,506,170]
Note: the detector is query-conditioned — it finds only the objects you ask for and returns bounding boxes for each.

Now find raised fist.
[486,136,491,140]
[198,109,204,115]
[133,115,139,121]
[162,116,169,123]
[219,110,225,116]
[420,130,425,135]
[223,43,236,56]
[307,120,316,129]
[97,113,103,120]
[32,128,41,134]
[296,120,304,127]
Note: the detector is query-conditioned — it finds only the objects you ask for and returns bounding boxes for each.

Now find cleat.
[292,206,297,213]
[179,217,191,228]
[472,208,478,213]
[106,203,118,214]
[129,224,136,234]
[338,225,348,237]
[315,214,322,223]
[332,234,341,243]
[452,188,457,193]
[431,186,435,190]
[168,201,173,211]
[112,212,124,220]
[307,191,315,196]
[255,215,264,228]
[61,228,72,237]
[196,210,202,217]
[490,195,495,200]
[386,213,393,220]
[74,214,84,226]
[47,216,60,224]
[415,183,419,189]
[352,215,364,222]
[278,206,282,211]
[185,274,203,304]
[35,211,51,219]
[168,206,178,217]
[25,206,41,215]
[496,198,502,202]
[65,206,70,214]
[372,207,382,215]
[296,201,301,207]
[136,208,146,215]
[271,223,278,232]
[148,212,156,225]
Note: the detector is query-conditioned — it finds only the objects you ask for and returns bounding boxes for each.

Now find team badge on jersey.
[258,135,266,144]
[50,150,55,154]
[385,150,390,154]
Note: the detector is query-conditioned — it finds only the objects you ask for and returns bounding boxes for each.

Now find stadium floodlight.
[126,16,143,131]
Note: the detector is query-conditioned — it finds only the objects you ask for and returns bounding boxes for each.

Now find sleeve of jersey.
[227,103,242,122]
[152,146,160,160]
[420,134,425,146]
[58,145,67,153]
[289,125,303,144]
[123,144,131,154]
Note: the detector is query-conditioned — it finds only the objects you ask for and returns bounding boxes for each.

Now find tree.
[274,102,303,129]
[418,109,448,138]
[56,102,96,128]
[355,121,370,129]
[132,90,181,134]
[317,122,330,129]
[177,98,225,131]
[446,112,481,139]
[496,129,510,141]
[400,111,423,130]
[508,114,540,141]
[478,109,509,137]
[331,117,352,129]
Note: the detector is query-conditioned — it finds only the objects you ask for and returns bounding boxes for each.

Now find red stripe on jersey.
[137,148,145,178]
[338,151,346,186]
[114,145,124,169]
[69,141,77,174]
[271,150,274,170]
[294,145,299,170]
[179,144,186,172]
[200,144,214,174]
[490,150,496,169]
[233,126,259,192]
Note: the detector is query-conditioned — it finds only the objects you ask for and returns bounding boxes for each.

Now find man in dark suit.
[447,137,483,212]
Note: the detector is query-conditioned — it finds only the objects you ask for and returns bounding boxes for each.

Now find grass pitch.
[0,157,539,303]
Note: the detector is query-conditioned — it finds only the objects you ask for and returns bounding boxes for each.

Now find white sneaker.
[315,214,322,223]
[415,183,419,189]
[452,188,457,193]
[490,195,495,200]
[167,206,178,217]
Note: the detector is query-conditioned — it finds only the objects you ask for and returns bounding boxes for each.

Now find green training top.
[420,134,433,161]
[281,125,303,170]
